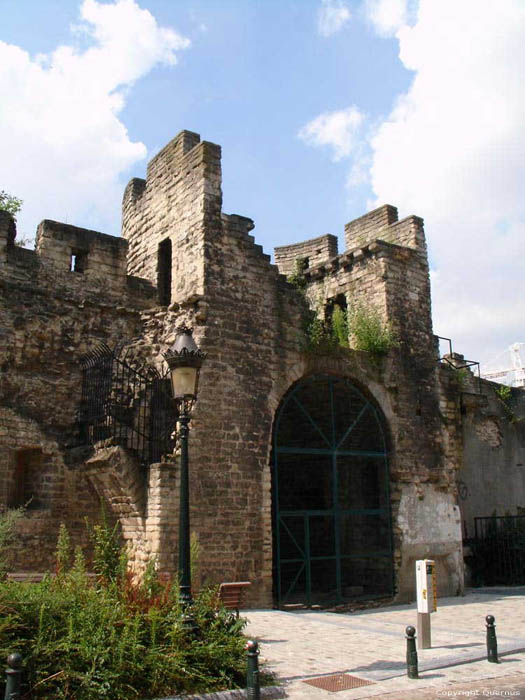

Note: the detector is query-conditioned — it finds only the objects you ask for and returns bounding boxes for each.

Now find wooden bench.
[7,572,48,583]
[218,581,251,617]
[7,572,97,583]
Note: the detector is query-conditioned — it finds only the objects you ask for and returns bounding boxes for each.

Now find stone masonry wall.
[447,371,525,539]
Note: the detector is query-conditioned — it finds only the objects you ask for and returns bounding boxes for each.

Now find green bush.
[287,256,309,291]
[0,520,248,700]
[331,305,349,348]
[348,303,398,356]
[0,506,25,579]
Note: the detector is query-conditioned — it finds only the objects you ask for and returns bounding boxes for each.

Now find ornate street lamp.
[163,325,206,628]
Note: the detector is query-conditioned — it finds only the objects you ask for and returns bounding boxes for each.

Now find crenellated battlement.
[145,129,201,180]
[345,204,426,256]
[274,234,338,277]
[35,220,128,284]
[274,205,427,285]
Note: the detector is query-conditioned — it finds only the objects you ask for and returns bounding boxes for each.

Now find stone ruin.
[1,130,524,606]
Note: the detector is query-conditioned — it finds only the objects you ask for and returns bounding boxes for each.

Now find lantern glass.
[170,365,198,399]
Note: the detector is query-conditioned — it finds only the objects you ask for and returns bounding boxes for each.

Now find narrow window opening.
[325,293,348,325]
[70,249,88,273]
[325,294,349,347]
[158,238,172,306]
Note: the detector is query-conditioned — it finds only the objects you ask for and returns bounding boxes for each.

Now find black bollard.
[406,625,419,679]
[245,639,260,700]
[486,615,499,663]
[4,653,23,700]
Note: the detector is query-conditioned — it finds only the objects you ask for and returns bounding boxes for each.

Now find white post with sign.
[415,559,437,649]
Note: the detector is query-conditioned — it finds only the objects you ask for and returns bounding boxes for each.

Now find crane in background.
[481,343,525,387]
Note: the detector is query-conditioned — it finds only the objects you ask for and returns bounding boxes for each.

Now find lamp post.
[163,325,206,628]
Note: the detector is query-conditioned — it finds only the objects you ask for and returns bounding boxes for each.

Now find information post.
[416,559,437,649]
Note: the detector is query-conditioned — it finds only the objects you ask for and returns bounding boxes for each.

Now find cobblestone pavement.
[244,588,525,699]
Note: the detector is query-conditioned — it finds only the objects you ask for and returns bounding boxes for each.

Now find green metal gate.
[273,375,394,607]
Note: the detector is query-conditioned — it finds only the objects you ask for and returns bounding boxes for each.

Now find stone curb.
[155,685,286,700]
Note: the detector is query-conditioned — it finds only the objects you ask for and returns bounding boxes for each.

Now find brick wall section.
[0,406,109,571]
[274,234,338,277]
[188,213,303,604]
[0,212,156,572]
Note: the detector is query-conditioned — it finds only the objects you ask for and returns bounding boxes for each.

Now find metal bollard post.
[4,653,23,700]
[406,626,419,679]
[245,639,260,700]
[486,615,499,663]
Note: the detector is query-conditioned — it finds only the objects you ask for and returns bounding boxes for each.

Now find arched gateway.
[272,375,394,607]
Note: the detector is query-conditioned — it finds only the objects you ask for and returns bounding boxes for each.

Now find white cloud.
[298,106,365,161]
[318,0,351,37]
[303,0,525,366]
[0,0,189,240]
[366,0,525,365]
[364,0,408,36]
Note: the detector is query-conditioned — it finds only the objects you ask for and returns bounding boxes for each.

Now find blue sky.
[1,0,524,370]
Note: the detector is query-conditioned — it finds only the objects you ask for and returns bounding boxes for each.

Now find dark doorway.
[157,238,172,306]
[272,375,393,607]
[8,448,45,509]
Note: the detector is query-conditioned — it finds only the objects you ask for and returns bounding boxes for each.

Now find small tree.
[0,191,23,220]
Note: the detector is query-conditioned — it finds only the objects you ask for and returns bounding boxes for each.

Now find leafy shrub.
[287,256,309,291]
[348,303,398,356]
[331,304,349,348]
[0,506,25,579]
[496,385,512,403]
[0,191,22,220]
[0,519,248,700]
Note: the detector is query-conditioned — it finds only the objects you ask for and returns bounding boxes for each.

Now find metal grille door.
[273,375,393,607]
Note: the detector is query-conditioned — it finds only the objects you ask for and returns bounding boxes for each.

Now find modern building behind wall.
[1,130,524,606]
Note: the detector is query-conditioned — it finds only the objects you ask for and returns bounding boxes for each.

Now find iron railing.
[79,344,176,466]
[435,335,482,393]
[471,515,525,586]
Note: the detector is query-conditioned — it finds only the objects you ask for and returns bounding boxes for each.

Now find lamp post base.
[179,585,198,633]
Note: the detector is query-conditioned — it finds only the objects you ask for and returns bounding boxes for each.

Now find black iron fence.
[471,515,525,586]
[79,344,176,466]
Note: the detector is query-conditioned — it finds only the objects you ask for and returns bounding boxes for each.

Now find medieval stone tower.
[2,129,523,606]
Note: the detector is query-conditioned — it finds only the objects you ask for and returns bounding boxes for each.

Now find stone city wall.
[5,129,521,608]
